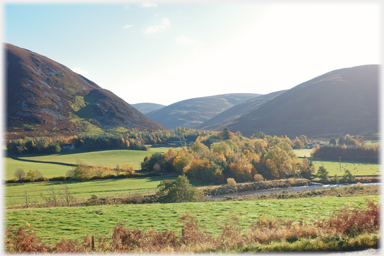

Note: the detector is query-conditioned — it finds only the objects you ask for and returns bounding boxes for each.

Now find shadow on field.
[9,156,76,167]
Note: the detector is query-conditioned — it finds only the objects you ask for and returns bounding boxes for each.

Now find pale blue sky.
[3,1,381,105]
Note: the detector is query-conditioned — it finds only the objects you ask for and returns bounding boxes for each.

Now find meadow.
[293,149,380,176]
[5,147,173,179]
[5,176,207,208]
[5,194,378,244]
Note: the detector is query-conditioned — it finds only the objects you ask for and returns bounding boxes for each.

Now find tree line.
[6,128,214,155]
[311,144,379,162]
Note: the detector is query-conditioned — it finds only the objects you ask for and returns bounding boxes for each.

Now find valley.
[3,43,380,253]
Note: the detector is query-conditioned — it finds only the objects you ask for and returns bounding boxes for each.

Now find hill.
[6,43,165,139]
[225,65,379,137]
[132,103,165,114]
[198,90,286,131]
[145,93,260,130]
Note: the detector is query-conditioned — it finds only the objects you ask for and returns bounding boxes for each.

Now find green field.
[294,149,380,176]
[5,147,173,179]
[5,176,207,208]
[293,149,313,157]
[5,195,378,244]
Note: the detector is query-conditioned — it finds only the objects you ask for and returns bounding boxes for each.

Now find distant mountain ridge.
[132,103,165,114]
[145,93,260,130]
[6,43,165,139]
[225,65,379,137]
[198,90,286,131]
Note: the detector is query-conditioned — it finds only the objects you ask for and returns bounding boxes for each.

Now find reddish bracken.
[5,200,379,253]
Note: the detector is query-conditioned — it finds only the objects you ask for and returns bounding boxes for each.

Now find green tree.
[72,162,91,181]
[316,166,329,183]
[141,152,166,172]
[156,175,200,203]
[329,138,337,145]
[341,169,355,183]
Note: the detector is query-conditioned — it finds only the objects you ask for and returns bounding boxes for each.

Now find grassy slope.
[5,147,173,179]
[5,195,378,244]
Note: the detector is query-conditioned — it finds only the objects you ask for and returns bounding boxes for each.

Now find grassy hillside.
[146,93,259,129]
[5,147,174,179]
[226,65,379,137]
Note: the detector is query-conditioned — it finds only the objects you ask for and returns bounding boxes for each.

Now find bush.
[341,170,355,183]
[50,176,66,181]
[156,175,200,203]
[253,174,264,182]
[6,178,19,183]
[227,178,236,186]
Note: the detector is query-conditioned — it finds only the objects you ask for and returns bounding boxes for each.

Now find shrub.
[254,174,264,182]
[6,178,19,183]
[50,176,66,181]
[86,195,99,206]
[227,178,236,186]
[341,170,355,183]
[127,193,145,204]
[156,175,200,203]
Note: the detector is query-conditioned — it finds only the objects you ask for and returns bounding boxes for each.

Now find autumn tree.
[26,170,38,181]
[263,142,298,179]
[299,135,308,147]
[120,162,135,175]
[173,156,191,174]
[293,137,303,149]
[218,128,235,141]
[298,157,315,179]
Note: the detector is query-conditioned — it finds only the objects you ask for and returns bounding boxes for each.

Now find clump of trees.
[311,144,379,162]
[141,129,308,184]
[7,139,61,155]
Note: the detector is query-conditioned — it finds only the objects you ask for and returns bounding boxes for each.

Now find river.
[206,182,381,200]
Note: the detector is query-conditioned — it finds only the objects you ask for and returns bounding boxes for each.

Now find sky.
[2,0,382,106]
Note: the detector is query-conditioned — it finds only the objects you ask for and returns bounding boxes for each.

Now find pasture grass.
[5,176,206,208]
[5,195,378,244]
[5,147,174,179]
[293,149,313,157]
[294,149,380,176]
[311,160,380,176]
